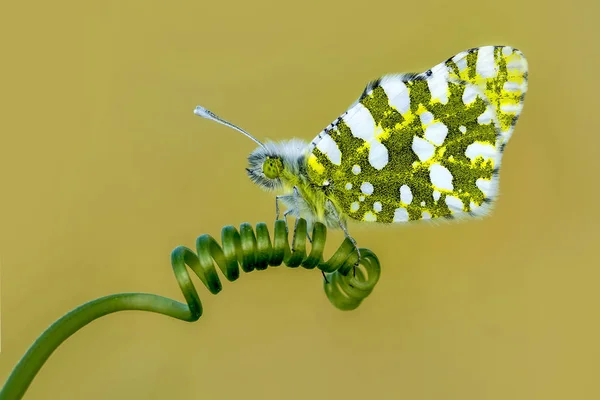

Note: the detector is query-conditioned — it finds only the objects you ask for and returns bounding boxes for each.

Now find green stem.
[0,219,380,399]
[0,294,196,400]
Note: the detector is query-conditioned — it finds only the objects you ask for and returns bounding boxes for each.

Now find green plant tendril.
[0,219,380,400]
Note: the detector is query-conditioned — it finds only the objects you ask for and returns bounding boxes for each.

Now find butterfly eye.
[263,156,283,179]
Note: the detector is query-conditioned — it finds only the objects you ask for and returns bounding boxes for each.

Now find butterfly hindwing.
[306,46,528,224]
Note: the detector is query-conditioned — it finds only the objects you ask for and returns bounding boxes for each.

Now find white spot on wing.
[507,59,524,70]
[424,122,448,146]
[462,85,478,105]
[350,202,359,212]
[429,163,454,191]
[359,195,365,202]
[399,185,413,204]
[445,195,463,211]
[393,207,409,222]
[477,106,495,125]
[476,46,496,78]
[360,182,374,195]
[373,202,382,212]
[422,211,431,219]
[476,178,493,197]
[427,67,449,104]
[352,165,361,175]
[459,125,467,133]
[453,52,468,71]
[465,142,496,161]
[368,142,389,170]
[343,103,389,170]
[345,183,352,190]
[364,212,377,222]
[500,103,522,113]
[503,81,522,92]
[315,134,341,165]
[412,136,435,162]
[420,111,434,125]
[380,76,410,114]
[433,190,441,201]
[502,46,513,56]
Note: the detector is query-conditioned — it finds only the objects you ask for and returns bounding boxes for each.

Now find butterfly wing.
[306,46,528,223]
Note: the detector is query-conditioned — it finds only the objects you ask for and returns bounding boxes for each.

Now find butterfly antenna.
[194,105,266,149]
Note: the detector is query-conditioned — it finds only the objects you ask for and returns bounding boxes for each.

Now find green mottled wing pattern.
[306,46,528,223]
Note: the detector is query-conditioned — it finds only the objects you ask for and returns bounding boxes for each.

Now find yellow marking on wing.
[308,154,325,175]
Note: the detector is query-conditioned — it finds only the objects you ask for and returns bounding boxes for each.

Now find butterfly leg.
[292,187,314,243]
[282,209,293,233]
[276,195,293,234]
[290,186,302,250]
[283,187,325,283]
[326,199,360,276]
[276,192,312,244]
[275,195,284,221]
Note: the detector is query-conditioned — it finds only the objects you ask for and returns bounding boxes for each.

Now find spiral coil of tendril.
[0,218,381,400]
[172,218,381,314]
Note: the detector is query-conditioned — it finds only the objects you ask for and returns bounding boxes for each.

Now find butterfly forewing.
[306,46,528,224]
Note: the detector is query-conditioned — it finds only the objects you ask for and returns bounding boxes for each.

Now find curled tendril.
[0,219,381,400]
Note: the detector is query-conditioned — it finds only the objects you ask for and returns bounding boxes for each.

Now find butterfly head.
[246,145,284,190]
[245,139,307,191]
[262,156,284,179]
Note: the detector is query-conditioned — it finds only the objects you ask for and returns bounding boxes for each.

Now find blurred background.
[1,0,598,399]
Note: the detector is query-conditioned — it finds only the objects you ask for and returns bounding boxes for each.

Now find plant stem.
[0,220,380,399]
[0,293,195,400]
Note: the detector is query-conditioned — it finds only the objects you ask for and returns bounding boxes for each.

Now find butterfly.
[194,45,528,267]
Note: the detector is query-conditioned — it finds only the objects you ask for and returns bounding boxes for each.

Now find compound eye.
[263,156,283,179]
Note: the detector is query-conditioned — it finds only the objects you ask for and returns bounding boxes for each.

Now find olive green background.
[1,0,598,399]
